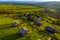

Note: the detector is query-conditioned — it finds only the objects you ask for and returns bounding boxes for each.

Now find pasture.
[0,4,60,40]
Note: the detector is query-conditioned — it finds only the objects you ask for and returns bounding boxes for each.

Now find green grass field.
[0,4,60,40]
[0,4,45,12]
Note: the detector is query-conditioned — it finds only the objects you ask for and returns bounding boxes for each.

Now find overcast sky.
[0,0,60,2]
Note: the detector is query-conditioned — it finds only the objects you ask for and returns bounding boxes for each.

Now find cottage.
[18,28,29,36]
[25,14,34,21]
[45,26,57,33]
[12,22,20,27]
[26,14,31,18]
[23,14,27,16]
[34,21,42,26]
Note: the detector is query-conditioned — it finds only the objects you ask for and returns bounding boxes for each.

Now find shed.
[18,28,28,36]
[12,22,20,27]
[26,14,32,18]
[34,21,42,26]
[23,14,27,16]
[45,26,57,33]
[26,14,34,21]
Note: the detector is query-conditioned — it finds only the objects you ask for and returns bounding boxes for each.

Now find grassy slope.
[0,4,60,40]
[0,4,45,12]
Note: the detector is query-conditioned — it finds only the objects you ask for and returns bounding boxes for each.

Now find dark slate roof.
[23,14,27,16]
[45,26,57,33]
[18,28,28,35]
[26,14,31,18]
[12,22,20,27]
[34,21,41,26]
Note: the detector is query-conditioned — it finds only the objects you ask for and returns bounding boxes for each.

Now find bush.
[55,21,60,25]
[53,20,60,26]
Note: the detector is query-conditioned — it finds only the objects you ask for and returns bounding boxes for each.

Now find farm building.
[26,14,32,18]
[23,14,27,16]
[26,14,34,21]
[18,28,29,36]
[45,26,57,33]
[34,21,42,26]
[11,22,20,27]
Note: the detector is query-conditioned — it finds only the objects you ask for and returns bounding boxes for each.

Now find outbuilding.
[34,21,42,26]
[18,28,29,36]
[11,22,20,27]
[26,14,31,18]
[45,26,57,33]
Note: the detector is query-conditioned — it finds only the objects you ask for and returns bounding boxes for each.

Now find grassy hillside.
[0,4,45,12]
[0,4,60,40]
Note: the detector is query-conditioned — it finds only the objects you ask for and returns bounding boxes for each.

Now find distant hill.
[0,1,60,9]
[37,2,60,10]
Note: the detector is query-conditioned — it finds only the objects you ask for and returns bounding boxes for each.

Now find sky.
[0,0,60,2]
